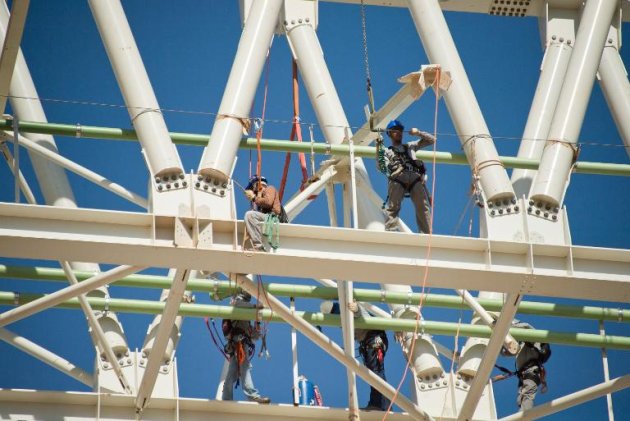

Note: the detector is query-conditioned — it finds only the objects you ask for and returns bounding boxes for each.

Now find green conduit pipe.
[1,119,629,176]
[0,291,628,350]
[0,265,627,323]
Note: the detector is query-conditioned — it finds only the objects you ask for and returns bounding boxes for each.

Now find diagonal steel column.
[0,265,142,327]
[233,273,434,421]
[198,0,283,181]
[500,374,630,421]
[0,326,92,386]
[457,293,522,421]
[88,0,183,179]
[530,0,618,207]
[135,268,191,413]
[598,34,630,157]
[0,0,29,114]
[511,9,574,197]
[407,0,514,203]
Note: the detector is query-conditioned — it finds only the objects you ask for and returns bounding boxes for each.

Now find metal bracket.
[194,174,230,198]
[487,197,520,217]
[154,173,187,193]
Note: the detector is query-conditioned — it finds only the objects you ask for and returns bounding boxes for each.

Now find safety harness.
[380,144,429,208]
[359,331,388,365]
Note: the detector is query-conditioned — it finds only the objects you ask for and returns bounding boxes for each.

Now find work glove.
[244,189,256,201]
[409,127,421,136]
[347,301,359,313]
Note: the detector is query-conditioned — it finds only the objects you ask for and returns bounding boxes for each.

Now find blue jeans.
[361,343,390,410]
[222,357,261,401]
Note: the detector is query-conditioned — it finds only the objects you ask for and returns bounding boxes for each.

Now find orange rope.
[383,67,441,420]
[279,59,309,202]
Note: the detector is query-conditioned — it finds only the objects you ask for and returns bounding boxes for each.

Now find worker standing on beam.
[322,300,390,411]
[378,120,435,233]
[221,291,271,404]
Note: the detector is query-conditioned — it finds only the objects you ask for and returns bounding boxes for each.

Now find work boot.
[250,396,271,404]
[360,404,382,411]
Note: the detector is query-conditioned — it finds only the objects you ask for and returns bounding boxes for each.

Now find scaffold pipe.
[0,265,627,323]
[0,119,627,177]
[1,292,628,350]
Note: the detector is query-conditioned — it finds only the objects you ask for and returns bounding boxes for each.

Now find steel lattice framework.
[0,1,628,421]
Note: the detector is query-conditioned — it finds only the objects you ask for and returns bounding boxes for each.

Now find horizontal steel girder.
[0,203,629,303]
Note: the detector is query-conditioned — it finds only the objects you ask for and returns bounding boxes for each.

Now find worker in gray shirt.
[377,119,435,233]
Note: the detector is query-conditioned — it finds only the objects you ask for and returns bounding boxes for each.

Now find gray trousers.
[244,210,267,251]
[384,171,431,233]
[517,366,541,410]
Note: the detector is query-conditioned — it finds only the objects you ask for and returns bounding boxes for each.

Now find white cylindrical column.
[530,0,618,207]
[198,0,283,181]
[286,22,350,146]
[407,0,514,203]
[88,0,183,178]
[512,40,572,197]
[598,45,630,158]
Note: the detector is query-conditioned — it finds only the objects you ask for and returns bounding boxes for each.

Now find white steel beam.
[598,43,630,157]
[599,321,615,421]
[352,66,451,147]
[407,0,515,203]
[285,14,350,147]
[500,374,630,421]
[0,203,629,303]
[0,264,142,327]
[198,0,283,181]
[530,0,618,207]
[0,388,428,421]
[320,1,630,22]
[88,0,183,179]
[456,289,518,355]
[233,273,434,421]
[457,293,522,421]
[0,326,93,387]
[0,0,29,114]
[284,165,337,220]
[7,131,148,208]
[511,10,573,196]
[135,268,191,412]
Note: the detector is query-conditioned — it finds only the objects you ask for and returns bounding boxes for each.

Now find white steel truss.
[0,0,628,420]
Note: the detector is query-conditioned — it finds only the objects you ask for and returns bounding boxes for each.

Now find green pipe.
[1,265,627,323]
[0,291,628,350]
[1,119,628,176]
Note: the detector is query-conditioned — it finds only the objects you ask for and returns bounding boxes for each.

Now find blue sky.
[0,1,628,419]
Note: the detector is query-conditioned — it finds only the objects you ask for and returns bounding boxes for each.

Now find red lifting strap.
[278,59,309,202]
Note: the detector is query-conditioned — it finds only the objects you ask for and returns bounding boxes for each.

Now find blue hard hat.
[246,175,267,190]
[386,119,404,131]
